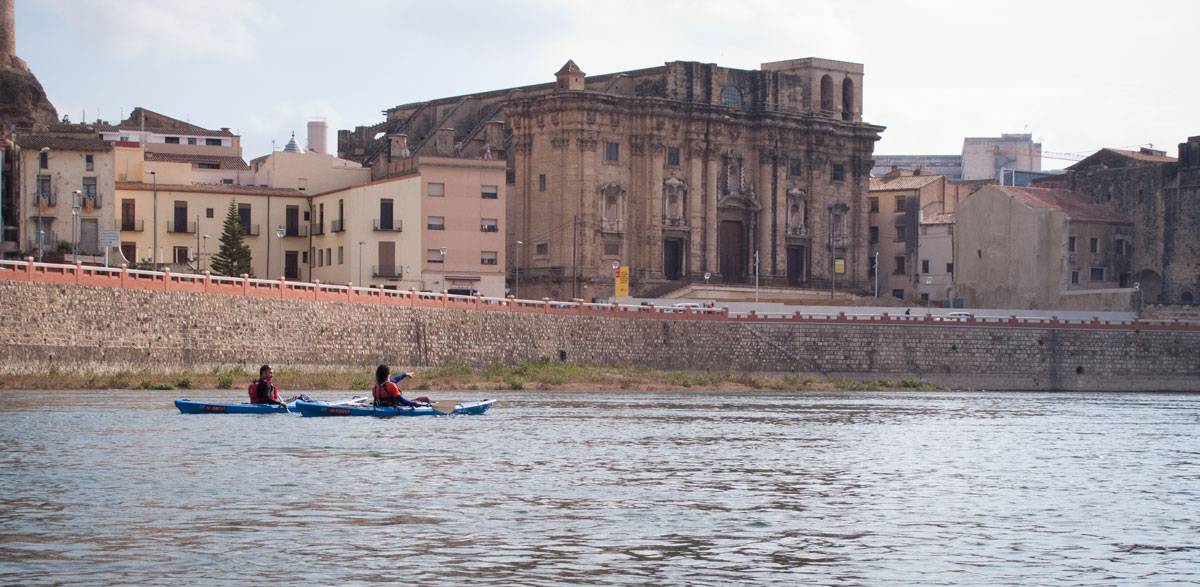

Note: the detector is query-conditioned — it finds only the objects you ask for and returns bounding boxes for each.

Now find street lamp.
[357,240,365,286]
[276,227,286,279]
[754,249,760,303]
[200,234,210,272]
[514,240,523,298]
[145,170,157,269]
[71,189,81,258]
[36,147,49,262]
[439,246,448,292]
[873,251,879,298]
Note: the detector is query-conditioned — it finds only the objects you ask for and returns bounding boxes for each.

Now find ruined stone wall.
[1,280,1197,391]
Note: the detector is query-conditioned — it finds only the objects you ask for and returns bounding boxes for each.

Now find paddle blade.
[431,400,458,415]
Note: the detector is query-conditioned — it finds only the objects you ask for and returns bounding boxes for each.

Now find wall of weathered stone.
[1,280,1198,391]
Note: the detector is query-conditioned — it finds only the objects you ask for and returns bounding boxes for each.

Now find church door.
[719,220,745,283]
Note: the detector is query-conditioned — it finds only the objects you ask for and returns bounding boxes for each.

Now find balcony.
[331,219,345,232]
[786,224,809,238]
[120,219,145,232]
[372,265,402,278]
[279,225,308,238]
[373,218,403,232]
[241,223,261,237]
[37,191,57,207]
[311,222,324,236]
[83,194,103,209]
[663,216,687,228]
[601,218,624,233]
[167,221,197,234]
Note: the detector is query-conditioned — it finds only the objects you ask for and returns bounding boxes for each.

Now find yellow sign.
[614,266,630,297]
[834,258,845,275]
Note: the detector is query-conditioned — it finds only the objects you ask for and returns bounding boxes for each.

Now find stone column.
[648,138,665,276]
[687,144,706,274]
[704,154,719,275]
[757,152,774,277]
[575,131,598,296]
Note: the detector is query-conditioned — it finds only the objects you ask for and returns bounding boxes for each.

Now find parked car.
[938,311,974,322]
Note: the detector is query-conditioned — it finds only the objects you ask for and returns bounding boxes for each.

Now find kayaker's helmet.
[375,364,390,385]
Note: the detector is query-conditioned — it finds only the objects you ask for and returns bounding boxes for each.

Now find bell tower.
[0,0,16,67]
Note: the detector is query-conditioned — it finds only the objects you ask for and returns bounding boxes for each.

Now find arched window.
[841,78,854,121]
[820,75,834,112]
[1182,291,1196,304]
[720,86,742,108]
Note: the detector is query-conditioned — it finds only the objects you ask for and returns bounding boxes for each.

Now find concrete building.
[1033,141,1198,305]
[955,185,1133,310]
[342,57,884,300]
[12,128,115,259]
[867,169,974,303]
[873,133,1042,181]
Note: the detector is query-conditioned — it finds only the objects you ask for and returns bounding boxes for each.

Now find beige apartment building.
[13,130,116,259]
[309,175,423,290]
[955,185,1134,309]
[98,108,251,185]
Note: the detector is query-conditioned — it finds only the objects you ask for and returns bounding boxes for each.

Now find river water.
[1,390,1197,585]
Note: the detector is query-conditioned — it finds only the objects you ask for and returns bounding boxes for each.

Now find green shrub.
[174,376,192,389]
[349,373,371,391]
[216,372,234,389]
[506,376,525,390]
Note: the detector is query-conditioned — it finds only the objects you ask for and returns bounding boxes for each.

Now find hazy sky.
[17,0,1199,170]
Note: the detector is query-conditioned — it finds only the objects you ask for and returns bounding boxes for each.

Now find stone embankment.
[1,260,1198,391]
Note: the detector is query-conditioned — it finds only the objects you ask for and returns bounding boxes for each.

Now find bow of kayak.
[175,399,295,414]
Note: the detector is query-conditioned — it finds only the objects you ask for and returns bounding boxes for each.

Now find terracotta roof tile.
[116,181,305,197]
[869,174,942,191]
[15,135,112,151]
[998,186,1129,224]
[144,151,250,170]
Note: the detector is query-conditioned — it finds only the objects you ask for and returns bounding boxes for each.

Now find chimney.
[387,133,410,159]
[435,127,455,156]
[306,119,328,155]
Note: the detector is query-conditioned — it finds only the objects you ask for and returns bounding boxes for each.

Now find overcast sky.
[18,0,1198,170]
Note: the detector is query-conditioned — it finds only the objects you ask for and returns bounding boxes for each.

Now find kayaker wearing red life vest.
[249,364,287,407]
[373,364,432,408]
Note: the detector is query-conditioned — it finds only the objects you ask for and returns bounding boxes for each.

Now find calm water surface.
[0,390,1198,585]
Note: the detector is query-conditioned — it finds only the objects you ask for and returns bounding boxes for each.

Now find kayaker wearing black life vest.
[373,364,432,408]
[249,364,287,407]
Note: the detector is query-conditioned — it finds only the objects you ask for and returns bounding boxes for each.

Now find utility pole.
[874,251,879,298]
[146,170,158,269]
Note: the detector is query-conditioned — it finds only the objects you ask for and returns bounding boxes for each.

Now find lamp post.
[275,227,286,279]
[71,189,81,258]
[146,170,157,269]
[36,147,49,262]
[873,251,879,298]
[357,240,365,286]
[439,246,447,292]
[514,240,523,298]
[200,234,210,272]
[754,249,760,303]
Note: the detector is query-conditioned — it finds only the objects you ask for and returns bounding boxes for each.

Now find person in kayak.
[373,364,432,408]
[249,364,287,408]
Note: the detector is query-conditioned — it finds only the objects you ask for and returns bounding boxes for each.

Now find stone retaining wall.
[1,280,1198,391]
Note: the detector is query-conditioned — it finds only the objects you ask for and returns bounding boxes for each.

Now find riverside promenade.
[1,258,1198,391]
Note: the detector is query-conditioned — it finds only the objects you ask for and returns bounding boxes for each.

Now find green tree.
[210,200,253,277]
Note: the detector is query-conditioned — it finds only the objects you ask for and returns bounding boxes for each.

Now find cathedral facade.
[341,57,883,299]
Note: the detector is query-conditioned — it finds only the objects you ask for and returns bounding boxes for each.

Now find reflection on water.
[1,390,1198,585]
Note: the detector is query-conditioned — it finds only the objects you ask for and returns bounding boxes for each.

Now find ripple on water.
[0,389,1198,584]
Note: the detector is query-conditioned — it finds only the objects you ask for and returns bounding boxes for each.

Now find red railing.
[1,257,1196,332]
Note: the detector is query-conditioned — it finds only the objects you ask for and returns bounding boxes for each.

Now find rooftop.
[144,151,250,170]
[116,181,304,197]
[100,107,236,138]
[998,186,1130,224]
[869,172,942,191]
[15,134,112,151]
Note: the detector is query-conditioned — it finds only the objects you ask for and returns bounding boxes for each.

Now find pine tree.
[210,200,254,277]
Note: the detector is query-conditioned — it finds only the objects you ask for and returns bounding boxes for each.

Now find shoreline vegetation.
[0,360,945,392]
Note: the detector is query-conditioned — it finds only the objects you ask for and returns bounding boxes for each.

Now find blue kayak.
[174,399,299,415]
[294,399,495,418]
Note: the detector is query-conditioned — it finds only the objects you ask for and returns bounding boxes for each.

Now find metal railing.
[372,265,402,278]
[167,221,197,234]
[241,224,261,237]
[786,225,808,237]
[311,222,324,236]
[37,191,57,207]
[279,225,308,238]
[120,219,145,232]
[373,219,403,232]
[480,224,499,233]
[0,257,1196,331]
[601,218,624,233]
[331,219,345,232]
[663,217,687,228]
